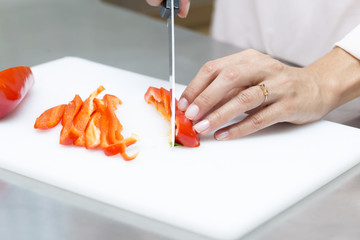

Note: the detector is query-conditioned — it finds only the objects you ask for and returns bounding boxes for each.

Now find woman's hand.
[177,48,360,140]
[146,0,190,18]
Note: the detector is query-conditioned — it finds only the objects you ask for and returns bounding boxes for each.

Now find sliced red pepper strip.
[85,111,102,149]
[103,142,125,156]
[144,87,171,122]
[95,95,112,148]
[0,66,34,119]
[99,94,138,159]
[34,104,66,129]
[144,86,200,147]
[93,98,106,112]
[34,86,138,161]
[103,135,139,160]
[60,94,83,145]
[104,94,123,143]
[71,86,105,146]
[160,87,172,120]
[98,111,111,149]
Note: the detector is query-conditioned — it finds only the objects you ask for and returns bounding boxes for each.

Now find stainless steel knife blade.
[161,0,179,148]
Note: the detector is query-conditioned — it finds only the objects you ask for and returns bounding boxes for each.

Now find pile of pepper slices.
[34,86,138,161]
[1,66,200,161]
[34,85,200,161]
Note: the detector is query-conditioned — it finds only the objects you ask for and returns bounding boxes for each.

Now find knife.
[160,0,180,148]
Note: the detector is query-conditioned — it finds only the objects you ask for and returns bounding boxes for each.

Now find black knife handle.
[160,0,180,19]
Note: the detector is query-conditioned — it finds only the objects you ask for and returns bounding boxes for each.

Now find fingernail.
[185,104,199,120]
[215,131,229,141]
[179,1,191,18]
[177,98,189,111]
[185,1,191,17]
[194,120,210,134]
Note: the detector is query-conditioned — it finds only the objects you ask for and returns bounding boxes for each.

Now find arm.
[176,46,360,140]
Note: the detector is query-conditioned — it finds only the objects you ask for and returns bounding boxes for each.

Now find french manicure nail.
[216,131,229,141]
[185,104,199,120]
[185,1,191,17]
[194,120,210,133]
[177,98,189,111]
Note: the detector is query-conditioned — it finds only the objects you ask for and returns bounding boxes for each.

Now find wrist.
[305,47,360,110]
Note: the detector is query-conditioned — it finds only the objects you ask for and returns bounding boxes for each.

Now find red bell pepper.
[144,86,200,147]
[60,94,83,145]
[85,111,102,149]
[99,94,138,160]
[34,86,138,160]
[103,135,139,160]
[103,94,123,144]
[0,66,34,119]
[174,110,200,147]
[71,86,105,146]
[34,104,66,129]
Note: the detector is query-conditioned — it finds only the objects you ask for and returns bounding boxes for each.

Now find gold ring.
[259,83,269,103]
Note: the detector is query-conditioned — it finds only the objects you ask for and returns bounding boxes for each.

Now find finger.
[193,85,266,135]
[185,64,268,121]
[178,0,190,18]
[177,59,231,111]
[146,0,162,6]
[214,104,283,140]
[178,49,265,111]
[210,87,247,112]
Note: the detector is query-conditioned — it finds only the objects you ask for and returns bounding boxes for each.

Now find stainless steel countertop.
[1,1,360,239]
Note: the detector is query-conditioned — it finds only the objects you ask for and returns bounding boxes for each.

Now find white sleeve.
[335,24,360,60]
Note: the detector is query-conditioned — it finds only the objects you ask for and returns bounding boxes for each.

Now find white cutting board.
[1,57,360,240]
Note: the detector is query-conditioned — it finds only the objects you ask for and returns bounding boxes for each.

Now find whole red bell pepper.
[0,66,34,119]
[144,86,200,147]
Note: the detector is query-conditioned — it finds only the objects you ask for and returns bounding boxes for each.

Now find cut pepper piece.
[99,94,138,159]
[104,94,123,144]
[85,111,102,149]
[103,135,139,160]
[145,86,200,147]
[175,110,200,147]
[34,104,66,129]
[71,86,105,146]
[60,94,83,145]
[145,87,171,122]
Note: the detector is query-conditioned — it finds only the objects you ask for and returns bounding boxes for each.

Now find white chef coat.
[211,0,360,66]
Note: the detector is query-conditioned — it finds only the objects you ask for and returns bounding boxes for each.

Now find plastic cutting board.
[1,57,360,240]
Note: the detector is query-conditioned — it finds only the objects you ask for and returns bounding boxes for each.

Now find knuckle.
[211,110,224,124]
[250,113,265,130]
[184,86,197,98]
[230,123,249,139]
[222,66,240,82]
[243,48,263,58]
[235,91,253,107]
[181,85,199,103]
[201,60,218,76]
[266,59,285,72]
[197,92,212,106]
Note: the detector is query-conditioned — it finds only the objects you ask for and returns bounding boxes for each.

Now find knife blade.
[160,0,180,148]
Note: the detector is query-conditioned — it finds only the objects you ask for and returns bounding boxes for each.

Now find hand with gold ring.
[176,47,360,140]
